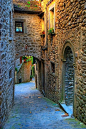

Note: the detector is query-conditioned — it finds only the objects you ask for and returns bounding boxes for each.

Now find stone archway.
[63,46,74,106]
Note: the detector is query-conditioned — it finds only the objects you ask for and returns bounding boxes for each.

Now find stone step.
[60,103,73,116]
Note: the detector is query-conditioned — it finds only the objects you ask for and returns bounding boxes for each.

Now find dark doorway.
[19,78,22,83]
[64,46,74,106]
[41,60,45,96]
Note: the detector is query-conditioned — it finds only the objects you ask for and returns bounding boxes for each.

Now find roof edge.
[14,10,42,14]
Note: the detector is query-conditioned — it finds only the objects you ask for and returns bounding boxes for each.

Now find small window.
[51,62,55,73]
[15,21,23,33]
[9,69,12,78]
[49,5,55,30]
[50,8,54,29]
[42,17,44,32]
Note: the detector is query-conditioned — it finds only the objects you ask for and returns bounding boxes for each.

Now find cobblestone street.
[3,79,86,129]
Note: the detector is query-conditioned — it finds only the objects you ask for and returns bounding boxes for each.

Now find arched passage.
[61,42,75,116]
[63,46,74,106]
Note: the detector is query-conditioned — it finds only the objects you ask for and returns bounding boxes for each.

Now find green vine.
[25,5,30,7]
[27,1,30,4]
[17,1,38,9]
[25,1,30,8]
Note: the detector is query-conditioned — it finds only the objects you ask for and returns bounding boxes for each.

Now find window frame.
[15,21,24,33]
[42,16,45,32]
[49,4,55,32]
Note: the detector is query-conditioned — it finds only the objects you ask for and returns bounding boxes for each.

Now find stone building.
[0,0,15,128]
[15,59,32,83]
[36,0,86,125]
[0,0,86,127]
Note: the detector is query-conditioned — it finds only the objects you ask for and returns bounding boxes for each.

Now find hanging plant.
[42,30,45,35]
[48,28,55,35]
[40,30,45,37]
[22,56,27,60]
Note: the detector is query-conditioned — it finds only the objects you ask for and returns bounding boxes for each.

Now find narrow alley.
[3,79,86,129]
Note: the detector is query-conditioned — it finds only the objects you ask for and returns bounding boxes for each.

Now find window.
[15,19,27,34]
[49,4,55,31]
[15,21,23,33]
[50,8,54,28]
[51,62,55,73]
[42,17,44,32]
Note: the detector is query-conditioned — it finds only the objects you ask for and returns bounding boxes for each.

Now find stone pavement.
[3,79,86,129]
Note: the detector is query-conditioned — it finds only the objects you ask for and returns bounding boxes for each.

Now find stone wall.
[0,0,86,126]
[17,61,32,83]
[0,0,15,127]
[14,13,42,60]
[39,0,86,124]
[56,0,86,124]
[0,3,42,126]
[75,27,86,124]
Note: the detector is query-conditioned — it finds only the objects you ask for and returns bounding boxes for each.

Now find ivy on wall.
[17,1,38,8]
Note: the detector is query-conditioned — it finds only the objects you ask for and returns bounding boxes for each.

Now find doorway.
[63,46,74,106]
[62,46,74,116]
[41,60,45,96]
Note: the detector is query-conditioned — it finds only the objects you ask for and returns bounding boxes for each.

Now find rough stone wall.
[76,27,86,124]
[0,0,86,126]
[55,0,86,124]
[40,0,60,102]
[34,59,41,91]
[0,0,15,127]
[14,13,42,60]
[40,0,86,124]
[17,61,32,83]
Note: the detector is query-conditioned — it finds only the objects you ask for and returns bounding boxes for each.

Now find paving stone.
[3,79,86,129]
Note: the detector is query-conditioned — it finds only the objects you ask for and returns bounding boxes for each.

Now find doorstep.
[59,102,73,117]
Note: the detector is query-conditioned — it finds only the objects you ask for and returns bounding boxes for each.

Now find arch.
[61,41,75,63]
[61,41,75,115]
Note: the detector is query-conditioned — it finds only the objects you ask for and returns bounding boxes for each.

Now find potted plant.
[30,75,33,81]
[40,30,45,37]
[22,56,27,62]
[42,30,45,35]
[48,28,55,36]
